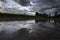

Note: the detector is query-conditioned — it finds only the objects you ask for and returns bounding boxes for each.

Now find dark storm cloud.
[1,0,6,2]
[3,0,60,14]
[20,0,30,6]
[14,0,30,6]
[29,0,60,14]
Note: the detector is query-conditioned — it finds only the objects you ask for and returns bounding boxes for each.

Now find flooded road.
[0,19,60,40]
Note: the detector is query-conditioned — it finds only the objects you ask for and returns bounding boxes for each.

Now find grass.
[0,12,60,21]
[0,12,36,21]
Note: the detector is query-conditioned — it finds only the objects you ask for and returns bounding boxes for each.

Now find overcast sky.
[14,0,60,14]
[1,0,60,14]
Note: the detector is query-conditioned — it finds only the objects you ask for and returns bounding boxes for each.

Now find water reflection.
[29,19,60,40]
[35,19,60,31]
[0,19,60,40]
[0,20,35,33]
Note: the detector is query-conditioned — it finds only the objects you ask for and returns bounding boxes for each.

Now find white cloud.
[0,0,35,15]
[30,1,35,5]
[5,0,33,11]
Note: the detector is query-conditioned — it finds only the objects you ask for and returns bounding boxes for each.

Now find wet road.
[0,19,60,40]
